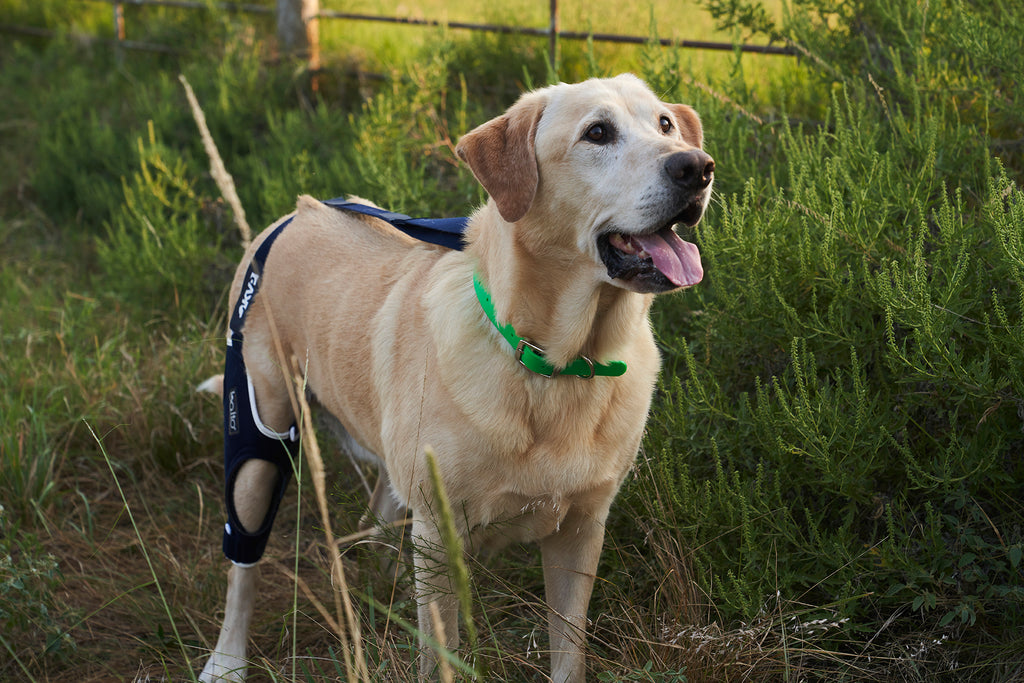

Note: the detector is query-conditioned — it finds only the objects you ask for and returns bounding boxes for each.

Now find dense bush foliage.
[633,0,1024,675]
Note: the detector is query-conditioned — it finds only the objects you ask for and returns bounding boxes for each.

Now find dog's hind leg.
[202,347,299,681]
[317,414,407,533]
[359,467,409,532]
[199,563,258,682]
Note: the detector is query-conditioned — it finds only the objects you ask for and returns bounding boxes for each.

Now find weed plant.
[1,0,1022,680]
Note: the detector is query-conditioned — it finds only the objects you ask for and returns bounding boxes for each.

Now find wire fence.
[2,0,796,65]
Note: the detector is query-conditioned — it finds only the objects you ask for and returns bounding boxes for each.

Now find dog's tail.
[197,374,225,398]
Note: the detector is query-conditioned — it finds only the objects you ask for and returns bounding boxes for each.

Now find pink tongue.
[632,228,703,287]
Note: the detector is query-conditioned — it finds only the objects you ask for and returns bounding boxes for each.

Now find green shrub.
[96,122,231,320]
[699,0,1024,174]
[629,3,1024,677]
[32,58,137,230]
[0,505,74,675]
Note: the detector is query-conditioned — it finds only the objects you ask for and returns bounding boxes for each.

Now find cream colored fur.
[200,73,713,683]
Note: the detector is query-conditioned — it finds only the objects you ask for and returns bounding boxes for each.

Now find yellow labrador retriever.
[200,73,713,682]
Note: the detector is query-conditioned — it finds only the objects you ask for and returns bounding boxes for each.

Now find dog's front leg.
[540,505,607,683]
[411,516,461,680]
[200,563,258,682]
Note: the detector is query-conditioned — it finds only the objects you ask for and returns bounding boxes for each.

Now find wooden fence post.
[113,2,125,63]
[548,0,559,71]
[276,0,319,71]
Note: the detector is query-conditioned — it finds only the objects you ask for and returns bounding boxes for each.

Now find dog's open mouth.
[598,223,703,292]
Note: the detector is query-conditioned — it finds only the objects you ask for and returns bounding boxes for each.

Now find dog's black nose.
[665,150,715,191]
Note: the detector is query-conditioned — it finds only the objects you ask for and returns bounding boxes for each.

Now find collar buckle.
[516,339,557,378]
[477,271,623,379]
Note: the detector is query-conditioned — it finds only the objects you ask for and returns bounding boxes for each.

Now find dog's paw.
[199,653,246,683]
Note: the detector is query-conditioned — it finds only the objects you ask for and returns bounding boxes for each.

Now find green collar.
[473,272,627,379]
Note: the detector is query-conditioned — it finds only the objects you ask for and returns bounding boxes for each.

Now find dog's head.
[456,73,713,294]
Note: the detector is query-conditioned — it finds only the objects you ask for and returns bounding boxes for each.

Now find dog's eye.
[659,115,673,134]
[584,123,612,144]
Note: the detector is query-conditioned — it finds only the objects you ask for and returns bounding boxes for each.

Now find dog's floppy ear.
[456,94,545,223]
[669,103,704,149]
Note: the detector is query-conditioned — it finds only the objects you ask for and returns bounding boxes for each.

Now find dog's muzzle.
[598,149,713,293]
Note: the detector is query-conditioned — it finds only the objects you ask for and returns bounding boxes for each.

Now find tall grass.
[1,0,1022,680]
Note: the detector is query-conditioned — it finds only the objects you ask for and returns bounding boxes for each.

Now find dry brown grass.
[21,390,961,683]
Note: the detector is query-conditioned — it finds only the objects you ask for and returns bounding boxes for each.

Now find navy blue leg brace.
[221,339,299,566]
[218,198,465,565]
[220,215,300,566]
